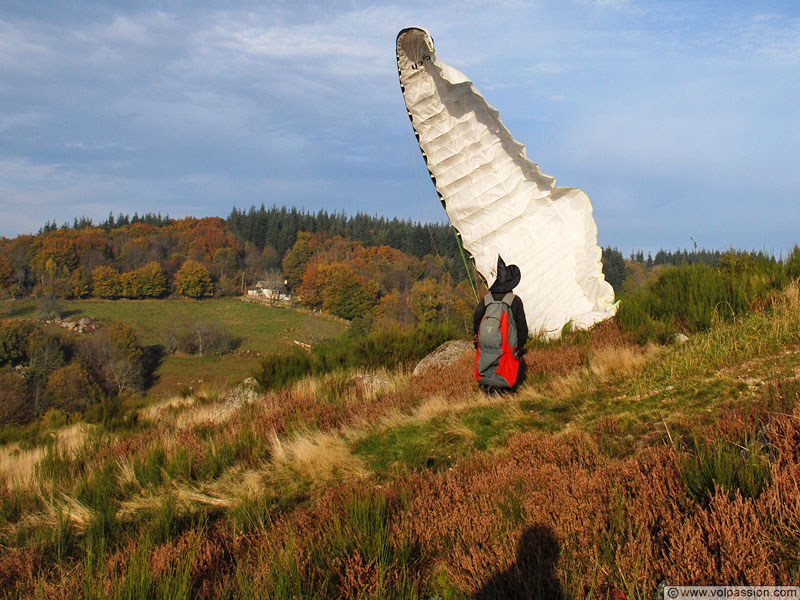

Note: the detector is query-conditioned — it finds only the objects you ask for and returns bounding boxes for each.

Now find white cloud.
[0,0,797,251]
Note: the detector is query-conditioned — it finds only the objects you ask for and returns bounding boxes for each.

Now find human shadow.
[472,524,564,600]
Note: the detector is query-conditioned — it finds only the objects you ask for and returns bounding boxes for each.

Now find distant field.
[0,298,347,396]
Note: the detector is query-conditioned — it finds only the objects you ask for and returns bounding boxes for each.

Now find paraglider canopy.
[396,27,618,338]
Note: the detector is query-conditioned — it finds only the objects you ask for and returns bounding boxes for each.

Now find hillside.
[0,298,346,404]
[1,278,799,598]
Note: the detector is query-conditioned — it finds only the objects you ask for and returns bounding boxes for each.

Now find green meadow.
[0,298,346,397]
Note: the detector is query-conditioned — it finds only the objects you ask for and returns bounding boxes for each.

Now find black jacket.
[473,292,528,344]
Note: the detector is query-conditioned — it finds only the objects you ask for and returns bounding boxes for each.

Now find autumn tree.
[0,320,39,367]
[212,247,238,279]
[118,238,150,271]
[33,236,78,275]
[174,260,214,298]
[79,323,144,395]
[410,278,446,325]
[282,232,316,290]
[70,268,91,298]
[120,270,145,299]
[321,263,380,320]
[0,369,29,425]
[0,256,12,295]
[92,265,122,298]
[138,262,168,297]
[45,363,104,412]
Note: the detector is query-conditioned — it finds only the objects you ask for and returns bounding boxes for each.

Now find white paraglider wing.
[396,27,617,338]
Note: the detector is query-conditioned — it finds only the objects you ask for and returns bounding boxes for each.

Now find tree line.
[3,205,795,312]
[1,207,473,301]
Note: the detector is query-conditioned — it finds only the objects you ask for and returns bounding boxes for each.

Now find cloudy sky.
[1,0,798,254]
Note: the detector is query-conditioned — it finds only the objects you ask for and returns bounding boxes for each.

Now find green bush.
[0,319,39,367]
[46,363,104,413]
[617,256,787,344]
[253,321,458,392]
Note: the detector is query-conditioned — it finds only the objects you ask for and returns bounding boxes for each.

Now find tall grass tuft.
[76,460,120,556]
[679,436,771,506]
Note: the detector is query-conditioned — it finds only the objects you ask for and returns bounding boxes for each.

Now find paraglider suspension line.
[454,229,479,302]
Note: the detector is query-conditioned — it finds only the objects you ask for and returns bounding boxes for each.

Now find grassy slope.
[0,298,346,396]
[2,283,800,598]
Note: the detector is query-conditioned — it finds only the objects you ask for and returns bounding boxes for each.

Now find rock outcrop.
[413,340,474,377]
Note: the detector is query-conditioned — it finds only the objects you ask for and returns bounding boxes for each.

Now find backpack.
[475,292,519,388]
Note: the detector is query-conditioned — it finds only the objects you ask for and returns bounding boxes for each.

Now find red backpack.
[474,292,519,388]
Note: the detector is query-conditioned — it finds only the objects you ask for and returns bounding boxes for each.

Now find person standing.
[473,256,528,390]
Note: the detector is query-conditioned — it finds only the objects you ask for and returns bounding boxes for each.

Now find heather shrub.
[241,488,425,599]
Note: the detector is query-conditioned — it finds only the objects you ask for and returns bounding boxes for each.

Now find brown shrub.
[524,344,584,380]
[0,546,38,597]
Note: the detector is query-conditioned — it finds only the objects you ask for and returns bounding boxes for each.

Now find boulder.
[413,339,474,377]
[673,333,689,345]
[225,377,260,410]
[350,374,392,395]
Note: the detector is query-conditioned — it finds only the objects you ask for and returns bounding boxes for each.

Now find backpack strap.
[501,292,515,306]
[483,292,494,305]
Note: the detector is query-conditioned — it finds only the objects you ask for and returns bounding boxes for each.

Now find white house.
[247,280,292,301]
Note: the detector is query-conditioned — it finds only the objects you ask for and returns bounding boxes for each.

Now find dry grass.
[139,396,196,421]
[140,393,240,430]
[0,445,46,488]
[588,344,655,378]
[0,423,93,488]
[36,492,95,531]
[269,429,369,483]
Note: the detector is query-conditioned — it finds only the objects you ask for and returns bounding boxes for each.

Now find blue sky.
[1,0,798,254]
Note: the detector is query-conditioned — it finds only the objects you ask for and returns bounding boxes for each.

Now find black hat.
[489,255,520,293]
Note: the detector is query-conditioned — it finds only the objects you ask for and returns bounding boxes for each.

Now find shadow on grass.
[142,344,165,389]
[473,523,563,600]
[0,301,37,319]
